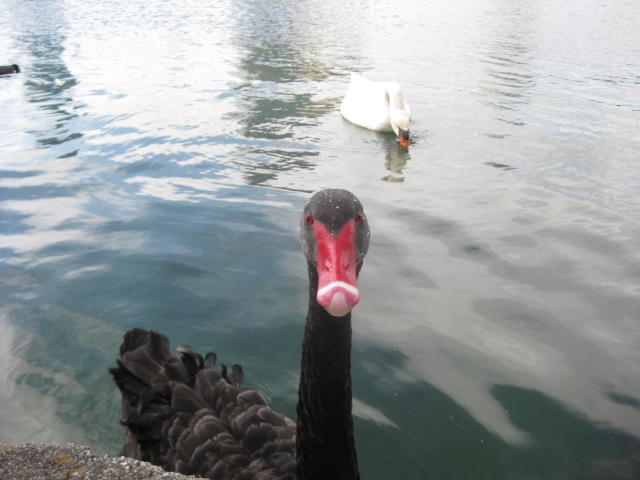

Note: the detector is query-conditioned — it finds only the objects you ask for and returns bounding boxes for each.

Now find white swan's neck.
[386,82,405,110]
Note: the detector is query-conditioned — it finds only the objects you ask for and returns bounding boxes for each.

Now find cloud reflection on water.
[358,179,640,448]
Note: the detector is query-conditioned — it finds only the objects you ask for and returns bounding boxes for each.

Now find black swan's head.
[300,189,370,317]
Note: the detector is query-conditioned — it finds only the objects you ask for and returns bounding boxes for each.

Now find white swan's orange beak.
[314,220,360,317]
[399,129,410,149]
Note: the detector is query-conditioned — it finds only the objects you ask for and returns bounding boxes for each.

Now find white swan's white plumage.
[340,72,411,147]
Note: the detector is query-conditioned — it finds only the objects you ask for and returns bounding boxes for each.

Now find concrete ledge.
[0,443,201,480]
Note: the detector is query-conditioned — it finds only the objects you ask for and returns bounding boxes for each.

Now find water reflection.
[227,0,358,188]
[0,0,131,450]
[492,385,640,479]
[484,161,516,170]
[359,185,640,455]
[0,309,87,446]
[476,2,538,127]
[12,0,83,158]
[382,142,411,182]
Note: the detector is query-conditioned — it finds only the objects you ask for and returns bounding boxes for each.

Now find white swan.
[340,72,411,148]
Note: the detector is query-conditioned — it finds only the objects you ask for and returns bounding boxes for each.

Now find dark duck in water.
[0,64,20,75]
[110,188,371,480]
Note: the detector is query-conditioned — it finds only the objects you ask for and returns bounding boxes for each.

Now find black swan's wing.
[109,328,296,480]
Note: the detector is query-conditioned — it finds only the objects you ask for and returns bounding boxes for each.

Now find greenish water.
[1,0,639,478]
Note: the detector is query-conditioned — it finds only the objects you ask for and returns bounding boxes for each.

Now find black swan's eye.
[306,213,314,225]
[355,212,364,224]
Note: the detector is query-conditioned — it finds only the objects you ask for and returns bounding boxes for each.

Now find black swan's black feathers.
[109,328,296,479]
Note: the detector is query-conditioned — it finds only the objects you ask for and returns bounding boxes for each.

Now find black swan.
[0,64,20,75]
[110,188,370,480]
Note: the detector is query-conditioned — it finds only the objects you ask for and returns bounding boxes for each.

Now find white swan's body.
[340,73,411,147]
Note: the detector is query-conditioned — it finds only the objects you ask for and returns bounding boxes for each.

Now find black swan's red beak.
[314,219,360,317]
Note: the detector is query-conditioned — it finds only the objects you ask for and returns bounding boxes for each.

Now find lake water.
[1,0,639,478]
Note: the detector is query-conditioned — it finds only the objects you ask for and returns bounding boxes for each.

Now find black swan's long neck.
[296,265,360,480]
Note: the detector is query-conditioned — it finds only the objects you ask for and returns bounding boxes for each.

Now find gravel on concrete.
[0,443,202,480]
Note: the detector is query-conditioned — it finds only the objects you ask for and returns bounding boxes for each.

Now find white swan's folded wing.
[340,74,393,132]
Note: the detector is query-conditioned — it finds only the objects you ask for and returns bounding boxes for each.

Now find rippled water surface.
[1,0,640,478]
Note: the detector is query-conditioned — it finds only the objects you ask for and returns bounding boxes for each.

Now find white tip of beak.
[317,281,360,317]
